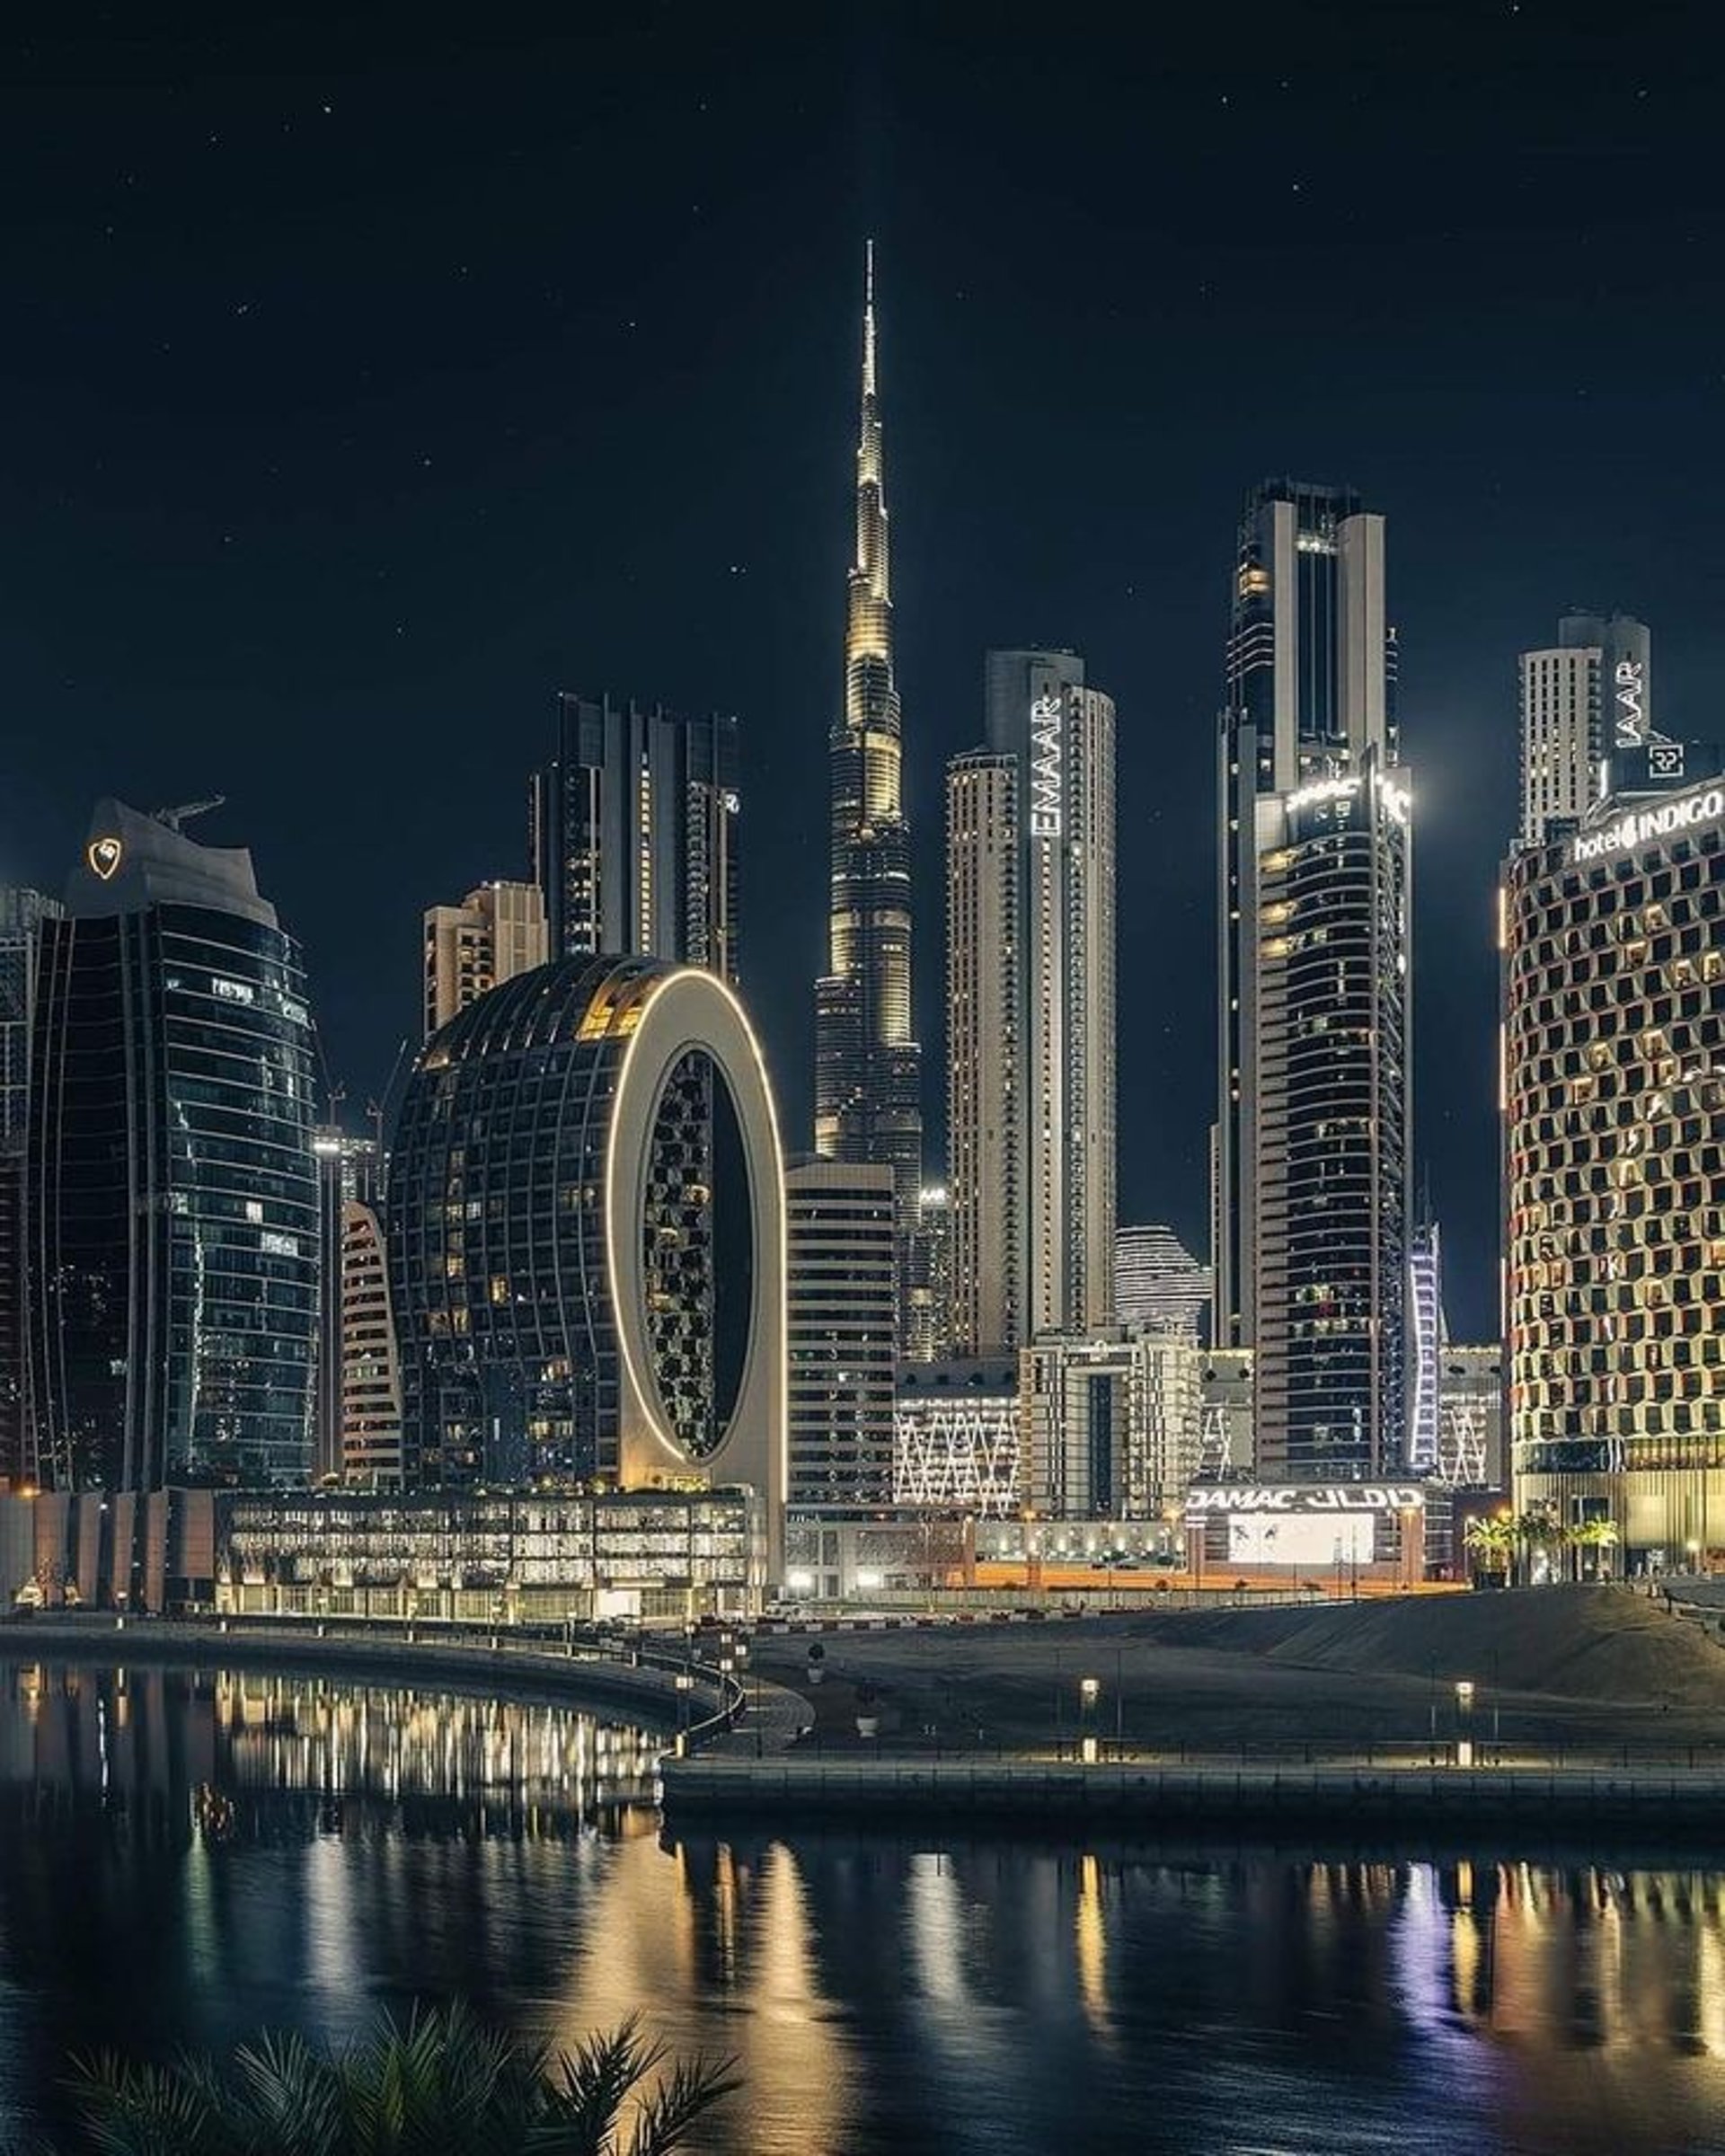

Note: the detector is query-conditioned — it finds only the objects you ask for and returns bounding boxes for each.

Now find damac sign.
[1614,658,1648,748]
[1184,1484,1425,1515]
[1571,785,1725,865]
[1028,692,1064,838]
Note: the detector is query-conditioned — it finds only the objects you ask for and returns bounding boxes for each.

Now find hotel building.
[1506,777,1725,1564]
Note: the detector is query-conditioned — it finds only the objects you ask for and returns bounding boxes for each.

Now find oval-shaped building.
[387,957,784,1546]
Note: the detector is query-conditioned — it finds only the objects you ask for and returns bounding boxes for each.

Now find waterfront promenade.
[658,1750,1725,1837]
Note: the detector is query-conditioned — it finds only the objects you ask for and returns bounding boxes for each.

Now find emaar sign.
[1028,693,1064,838]
[1614,657,1649,748]
[1571,784,1725,865]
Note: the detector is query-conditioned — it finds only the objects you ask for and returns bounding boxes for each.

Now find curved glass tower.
[388,956,785,1552]
[814,243,924,1240]
[26,801,318,1489]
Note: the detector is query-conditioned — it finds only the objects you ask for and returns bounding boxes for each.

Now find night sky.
[3,4,1721,1341]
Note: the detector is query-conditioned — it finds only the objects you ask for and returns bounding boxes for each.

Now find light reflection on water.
[3,1661,1725,2153]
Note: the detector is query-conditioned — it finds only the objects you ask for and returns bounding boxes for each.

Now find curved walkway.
[0,1613,726,1735]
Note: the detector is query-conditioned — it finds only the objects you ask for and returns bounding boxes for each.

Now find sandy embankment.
[750,1586,1725,1755]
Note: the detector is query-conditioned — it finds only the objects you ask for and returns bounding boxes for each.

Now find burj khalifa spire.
[814,242,924,1239]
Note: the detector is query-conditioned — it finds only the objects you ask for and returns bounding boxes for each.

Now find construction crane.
[150,795,226,833]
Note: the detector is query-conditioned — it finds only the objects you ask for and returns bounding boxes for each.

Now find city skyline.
[4,13,1722,1340]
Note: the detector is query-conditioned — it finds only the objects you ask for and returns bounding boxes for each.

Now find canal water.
[2,1658,1723,2154]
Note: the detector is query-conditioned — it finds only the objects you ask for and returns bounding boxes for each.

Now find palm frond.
[544,2016,663,2148]
[623,2053,745,2156]
[62,2050,243,2156]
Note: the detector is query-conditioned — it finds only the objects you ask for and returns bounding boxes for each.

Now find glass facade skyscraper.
[1252,755,1411,1479]
[25,802,318,1490]
[1216,480,1397,1358]
[1216,480,1411,1480]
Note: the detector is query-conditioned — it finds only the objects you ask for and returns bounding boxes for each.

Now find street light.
[1455,1677,1475,1768]
[674,1669,694,1758]
[1079,1675,1101,1765]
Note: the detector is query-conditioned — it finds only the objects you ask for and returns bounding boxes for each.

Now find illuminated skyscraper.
[947,649,1116,1355]
[422,879,547,1038]
[1252,755,1411,1479]
[530,694,739,979]
[1215,481,1396,1357]
[1214,481,1411,1480]
[813,244,924,1239]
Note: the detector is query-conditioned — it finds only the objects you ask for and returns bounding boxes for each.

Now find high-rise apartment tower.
[948,649,1116,1355]
[1518,613,1653,847]
[422,880,547,1038]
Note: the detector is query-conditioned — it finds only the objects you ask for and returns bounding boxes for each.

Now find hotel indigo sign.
[1570,785,1725,866]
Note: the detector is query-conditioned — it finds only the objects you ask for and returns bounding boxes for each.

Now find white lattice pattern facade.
[893,1365,1022,1515]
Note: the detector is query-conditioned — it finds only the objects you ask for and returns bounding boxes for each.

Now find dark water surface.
[3,1659,1724,2155]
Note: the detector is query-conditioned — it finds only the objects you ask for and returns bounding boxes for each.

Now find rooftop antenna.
[151,794,226,833]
